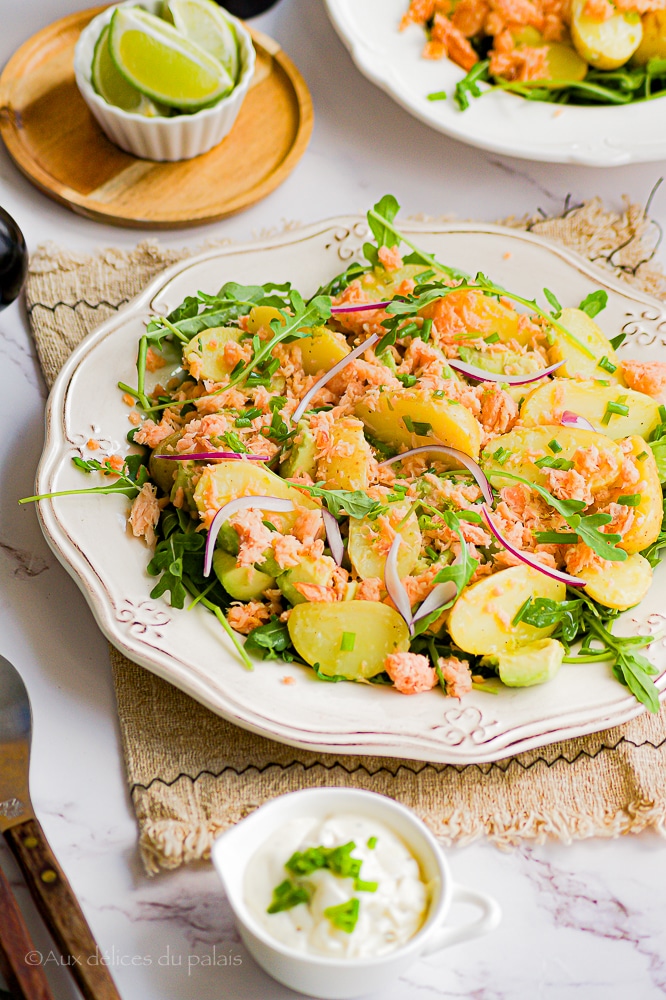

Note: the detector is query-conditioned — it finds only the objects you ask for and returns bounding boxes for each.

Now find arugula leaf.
[292,483,387,520]
[19,455,149,504]
[244,619,297,661]
[579,290,608,319]
[314,262,369,299]
[543,287,562,318]
[367,194,401,250]
[493,471,627,561]
[147,530,205,609]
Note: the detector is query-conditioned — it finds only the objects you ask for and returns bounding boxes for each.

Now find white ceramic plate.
[324,0,666,166]
[36,218,666,764]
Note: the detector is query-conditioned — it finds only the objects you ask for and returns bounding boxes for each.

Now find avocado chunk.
[280,421,317,480]
[277,555,336,606]
[458,346,543,377]
[483,638,565,688]
[213,550,276,602]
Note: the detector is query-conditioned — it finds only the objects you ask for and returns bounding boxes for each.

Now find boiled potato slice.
[632,11,666,64]
[520,379,662,440]
[245,305,284,334]
[448,565,566,655]
[194,460,318,533]
[348,504,422,580]
[288,600,410,679]
[419,289,525,345]
[356,386,482,459]
[360,263,431,299]
[482,425,624,491]
[577,552,652,610]
[299,326,350,376]
[571,0,642,69]
[543,42,588,85]
[315,417,373,491]
[548,308,625,384]
[183,327,244,382]
[616,437,664,554]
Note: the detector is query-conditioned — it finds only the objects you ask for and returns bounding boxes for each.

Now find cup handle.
[421,883,501,956]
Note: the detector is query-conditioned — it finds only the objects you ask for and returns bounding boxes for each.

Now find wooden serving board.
[0,7,313,228]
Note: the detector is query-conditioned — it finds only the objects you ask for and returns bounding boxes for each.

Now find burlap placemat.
[26,200,666,874]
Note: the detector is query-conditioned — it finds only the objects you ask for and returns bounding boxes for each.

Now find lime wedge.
[109,7,234,110]
[91,24,168,116]
[162,0,240,83]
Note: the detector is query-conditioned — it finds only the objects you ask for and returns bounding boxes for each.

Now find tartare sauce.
[243,814,430,958]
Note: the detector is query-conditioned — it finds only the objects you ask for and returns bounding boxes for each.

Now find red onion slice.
[560,411,595,432]
[155,451,270,461]
[411,581,458,627]
[322,509,344,566]
[384,534,413,626]
[292,333,379,424]
[379,445,493,507]
[482,505,585,587]
[330,301,391,314]
[448,358,564,385]
[204,496,295,577]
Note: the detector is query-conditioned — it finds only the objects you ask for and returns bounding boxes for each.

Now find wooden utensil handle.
[0,861,55,1000]
[5,819,122,1000]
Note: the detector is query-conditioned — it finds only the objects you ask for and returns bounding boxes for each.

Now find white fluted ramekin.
[73,1,255,162]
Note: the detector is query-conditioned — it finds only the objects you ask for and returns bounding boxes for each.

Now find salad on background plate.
[25,196,666,716]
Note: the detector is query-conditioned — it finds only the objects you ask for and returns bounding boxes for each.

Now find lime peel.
[109,7,234,110]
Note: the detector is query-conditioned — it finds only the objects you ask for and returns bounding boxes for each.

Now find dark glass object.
[0,207,27,311]
[215,0,280,16]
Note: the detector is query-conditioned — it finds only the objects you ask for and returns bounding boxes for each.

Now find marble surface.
[1,2,666,998]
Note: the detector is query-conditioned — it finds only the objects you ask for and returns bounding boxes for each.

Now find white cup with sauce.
[211,787,501,999]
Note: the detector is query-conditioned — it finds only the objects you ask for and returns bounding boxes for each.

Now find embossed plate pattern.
[36,219,666,763]
[324,0,666,166]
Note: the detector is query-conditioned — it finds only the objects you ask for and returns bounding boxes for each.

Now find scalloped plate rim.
[34,215,666,765]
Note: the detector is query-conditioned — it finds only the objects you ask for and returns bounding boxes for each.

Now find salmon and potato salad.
[28,198,666,710]
[401,0,666,108]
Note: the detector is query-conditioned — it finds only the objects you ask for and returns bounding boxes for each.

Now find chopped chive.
[659,404,666,423]
[267,879,311,914]
[399,322,419,339]
[602,397,629,424]
[403,416,432,436]
[425,546,439,561]
[427,90,448,101]
[636,451,648,460]
[433,389,446,399]
[234,417,252,427]
[492,446,511,465]
[484,332,500,343]
[534,456,574,470]
[354,878,378,893]
[512,596,532,626]
[263,521,278,531]
[597,355,617,374]
[548,439,563,453]
[397,373,417,387]
[595,379,611,387]
[534,531,580,544]
[420,318,433,343]
[366,836,377,849]
[340,632,356,652]
[617,494,641,506]
[324,898,359,933]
